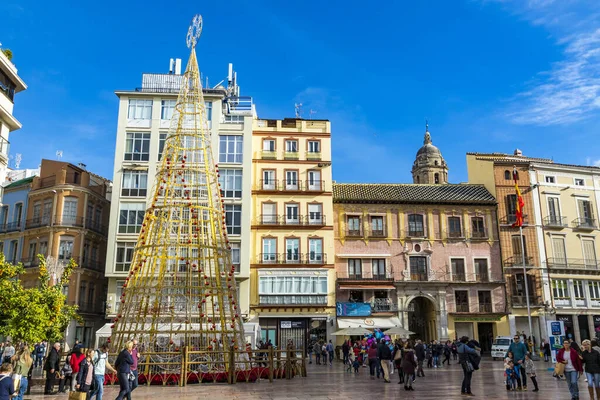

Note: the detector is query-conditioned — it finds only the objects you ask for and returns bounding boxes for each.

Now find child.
[504,355,517,391]
[58,353,73,393]
[352,356,360,374]
[347,351,355,373]
[0,363,14,400]
[524,353,539,392]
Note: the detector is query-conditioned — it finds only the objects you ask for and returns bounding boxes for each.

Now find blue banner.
[336,302,372,317]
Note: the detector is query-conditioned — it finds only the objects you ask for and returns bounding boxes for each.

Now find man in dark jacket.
[44,342,61,395]
[342,341,350,365]
[414,340,426,377]
[377,340,392,383]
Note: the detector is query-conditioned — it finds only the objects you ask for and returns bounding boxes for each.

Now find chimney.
[514,149,523,156]
[78,163,87,170]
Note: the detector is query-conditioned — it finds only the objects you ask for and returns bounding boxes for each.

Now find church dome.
[416,142,441,157]
[411,124,449,184]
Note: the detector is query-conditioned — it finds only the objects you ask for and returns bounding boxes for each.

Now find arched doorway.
[407,296,437,342]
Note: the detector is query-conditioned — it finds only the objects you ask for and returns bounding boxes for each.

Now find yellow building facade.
[249,118,335,352]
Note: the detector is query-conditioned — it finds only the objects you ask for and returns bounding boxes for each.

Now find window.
[42,200,52,224]
[205,101,212,121]
[347,215,361,236]
[475,258,489,282]
[583,240,597,268]
[372,259,386,278]
[115,242,136,272]
[308,238,323,263]
[574,280,585,300]
[552,279,569,299]
[434,173,440,184]
[545,176,556,184]
[32,202,41,224]
[285,204,299,224]
[308,204,323,225]
[577,199,595,226]
[307,140,320,153]
[506,194,517,224]
[230,242,240,273]
[62,198,77,224]
[307,170,322,191]
[451,258,466,281]
[370,216,385,236]
[58,237,74,260]
[575,178,585,186]
[552,237,567,264]
[224,204,241,235]
[258,275,328,304]
[262,238,276,263]
[219,135,243,163]
[38,240,48,256]
[27,242,36,261]
[285,140,298,153]
[261,203,277,224]
[589,282,600,303]
[455,290,469,312]
[118,203,145,233]
[262,170,275,190]
[218,169,242,198]
[448,216,462,238]
[94,206,102,228]
[478,291,492,312]
[13,203,22,227]
[128,99,152,119]
[158,133,167,160]
[410,256,427,281]
[79,282,86,308]
[408,214,425,237]
[124,132,150,161]
[471,217,486,238]
[161,100,176,120]
[547,197,561,224]
[285,238,299,262]
[121,170,148,197]
[349,290,364,302]
[1,205,8,226]
[348,259,362,278]
[511,234,528,262]
[284,171,298,190]
[115,280,125,312]
[262,139,275,152]
[504,170,511,180]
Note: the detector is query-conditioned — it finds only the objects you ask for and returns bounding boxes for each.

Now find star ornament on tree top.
[186,14,203,49]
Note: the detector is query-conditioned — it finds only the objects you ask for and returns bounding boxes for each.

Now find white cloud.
[488,1,600,125]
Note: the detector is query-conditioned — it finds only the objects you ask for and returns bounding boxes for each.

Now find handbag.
[128,371,136,381]
[68,391,87,400]
[554,361,565,376]
[12,374,21,392]
[393,350,402,361]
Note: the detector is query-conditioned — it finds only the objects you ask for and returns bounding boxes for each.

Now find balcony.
[305,180,325,192]
[258,179,279,191]
[474,273,489,283]
[257,253,327,265]
[85,217,108,235]
[503,256,535,268]
[20,257,40,268]
[337,273,394,284]
[546,258,600,271]
[544,215,568,228]
[572,217,597,230]
[479,304,493,313]
[284,151,299,160]
[410,273,428,282]
[511,295,543,307]
[345,228,363,238]
[73,257,104,272]
[2,221,22,233]
[455,304,470,312]
[259,295,327,305]
[25,217,51,230]
[0,136,9,162]
[255,179,326,192]
[499,214,528,225]
[256,214,326,227]
[261,150,277,160]
[372,298,399,313]
[306,151,321,161]
[452,273,466,282]
[406,229,426,238]
[446,230,464,240]
[54,215,85,228]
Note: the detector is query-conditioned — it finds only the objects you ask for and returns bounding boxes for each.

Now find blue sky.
[1,0,600,183]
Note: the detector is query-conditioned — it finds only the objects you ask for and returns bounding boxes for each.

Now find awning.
[337,317,402,329]
[339,285,395,290]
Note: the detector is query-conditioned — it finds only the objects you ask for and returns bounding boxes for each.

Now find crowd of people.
[0,338,141,400]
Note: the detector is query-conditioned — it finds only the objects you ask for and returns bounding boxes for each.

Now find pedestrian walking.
[11,345,33,400]
[75,349,95,398]
[89,343,116,400]
[507,334,528,390]
[43,342,61,395]
[401,343,417,391]
[524,353,539,392]
[114,341,134,400]
[367,343,378,380]
[414,340,425,377]
[378,340,392,383]
[457,336,478,396]
[557,339,583,400]
[326,340,334,366]
[581,339,600,400]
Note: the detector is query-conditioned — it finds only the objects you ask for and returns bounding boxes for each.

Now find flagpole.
[519,225,534,346]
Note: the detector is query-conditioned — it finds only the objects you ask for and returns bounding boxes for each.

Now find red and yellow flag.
[512,168,525,227]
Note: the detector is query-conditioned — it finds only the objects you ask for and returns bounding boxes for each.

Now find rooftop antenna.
[14,153,21,169]
[295,103,303,119]
[56,150,63,161]
[309,109,317,120]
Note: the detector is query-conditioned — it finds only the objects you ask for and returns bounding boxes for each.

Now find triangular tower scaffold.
[110,14,245,359]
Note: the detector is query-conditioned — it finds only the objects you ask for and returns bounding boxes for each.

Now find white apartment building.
[0,48,27,185]
[105,61,254,320]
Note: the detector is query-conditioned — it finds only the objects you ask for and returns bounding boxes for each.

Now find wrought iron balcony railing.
[572,217,597,230]
[499,214,528,225]
[511,295,543,307]
[345,228,363,237]
[372,298,399,312]
[471,230,488,239]
[503,256,535,268]
[546,258,599,270]
[256,214,326,226]
[368,228,387,238]
[257,253,327,265]
[544,215,568,228]
[53,215,85,228]
[446,230,464,239]
[255,179,327,192]
[259,295,327,305]
[337,274,393,283]
[479,304,493,313]
[410,273,428,281]
[85,217,108,235]
[25,216,52,229]
[455,304,470,312]
[452,273,466,282]
[474,273,489,283]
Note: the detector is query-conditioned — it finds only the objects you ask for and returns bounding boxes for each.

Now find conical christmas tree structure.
[110,15,245,365]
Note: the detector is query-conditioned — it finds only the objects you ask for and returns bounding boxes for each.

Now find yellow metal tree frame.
[110,15,245,363]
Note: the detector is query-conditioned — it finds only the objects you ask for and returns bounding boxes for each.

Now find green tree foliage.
[0,254,80,343]
[1,49,13,60]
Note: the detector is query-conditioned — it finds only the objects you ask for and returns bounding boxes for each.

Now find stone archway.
[407,296,437,342]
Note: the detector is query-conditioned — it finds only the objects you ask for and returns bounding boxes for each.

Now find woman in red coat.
[69,348,85,392]
[557,340,583,400]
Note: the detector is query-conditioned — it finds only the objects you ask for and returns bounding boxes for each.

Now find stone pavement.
[26,358,584,399]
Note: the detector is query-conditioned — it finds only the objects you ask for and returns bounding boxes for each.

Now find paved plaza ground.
[28,358,584,399]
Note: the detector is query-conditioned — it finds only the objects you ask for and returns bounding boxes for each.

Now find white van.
[491,336,513,360]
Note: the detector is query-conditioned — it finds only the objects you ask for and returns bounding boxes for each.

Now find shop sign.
[454,316,502,322]
[280,321,304,329]
[336,302,372,317]
[556,315,573,325]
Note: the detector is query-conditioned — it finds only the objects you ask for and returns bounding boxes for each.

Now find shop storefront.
[258,317,328,354]
[448,314,509,353]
